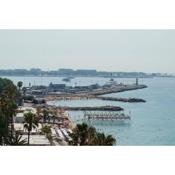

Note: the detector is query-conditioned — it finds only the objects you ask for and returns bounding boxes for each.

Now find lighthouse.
[136,78,139,85]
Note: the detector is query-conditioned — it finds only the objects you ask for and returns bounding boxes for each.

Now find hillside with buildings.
[0,68,172,78]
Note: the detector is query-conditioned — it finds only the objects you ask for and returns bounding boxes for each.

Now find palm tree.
[6,132,27,146]
[42,109,49,123]
[41,125,51,135]
[50,109,57,124]
[41,125,52,141]
[69,123,96,146]
[69,123,116,146]
[36,107,42,117]
[22,87,27,96]
[24,112,39,145]
[17,81,23,91]
[105,135,116,146]
[96,133,106,145]
[75,123,89,145]
[96,133,116,146]
[17,81,23,106]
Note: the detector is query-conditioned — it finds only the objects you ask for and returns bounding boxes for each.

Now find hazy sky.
[0,30,174,73]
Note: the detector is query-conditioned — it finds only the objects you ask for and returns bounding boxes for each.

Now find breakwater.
[87,84,147,96]
[44,84,147,103]
[56,106,124,111]
[45,95,146,103]
[96,96,146,103]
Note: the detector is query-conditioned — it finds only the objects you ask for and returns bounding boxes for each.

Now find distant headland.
[0,68,173,78]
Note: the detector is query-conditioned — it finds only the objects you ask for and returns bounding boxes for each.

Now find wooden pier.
[83,112,131,120]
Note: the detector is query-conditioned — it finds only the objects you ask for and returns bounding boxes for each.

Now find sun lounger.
[55,128,65,140]
[61,129,72,141]
[51,128,57,137]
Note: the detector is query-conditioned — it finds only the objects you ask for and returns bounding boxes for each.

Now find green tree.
[42,109,49,123]
[0,78,17,145]
[17,81,23,106]
[0,112,8,145]
[70,123,89,145]
[24,112,39,145]
[105,135,116,146]
[96,133,116,146]
[69,123,116,146]
[17,81,23,91]
[41,125,52,141]
[22,87,27,96]
[6,132,27,146]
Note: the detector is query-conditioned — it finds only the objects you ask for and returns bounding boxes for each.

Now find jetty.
[28,82,147,98]
[55,106,124,111]
[41,84,147,103]
[84,112,131,120]
[96,96,146,103]
[44,95,146,103]
[86,84,147,96]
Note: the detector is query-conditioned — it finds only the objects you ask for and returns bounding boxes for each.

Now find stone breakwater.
[87,84,147,96]
[96,96,146,103]
[51,106,124,111]
[37,84,147,114]
[44,84,147,102]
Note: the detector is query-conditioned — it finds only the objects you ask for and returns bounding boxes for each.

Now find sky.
[0,30,174,73]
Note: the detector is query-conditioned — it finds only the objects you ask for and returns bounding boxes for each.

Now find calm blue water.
[2,76,175,145]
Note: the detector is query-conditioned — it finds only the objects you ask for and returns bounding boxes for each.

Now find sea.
[2,76,175,146]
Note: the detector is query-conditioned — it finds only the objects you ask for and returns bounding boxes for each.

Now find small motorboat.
[62,77,71,82]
